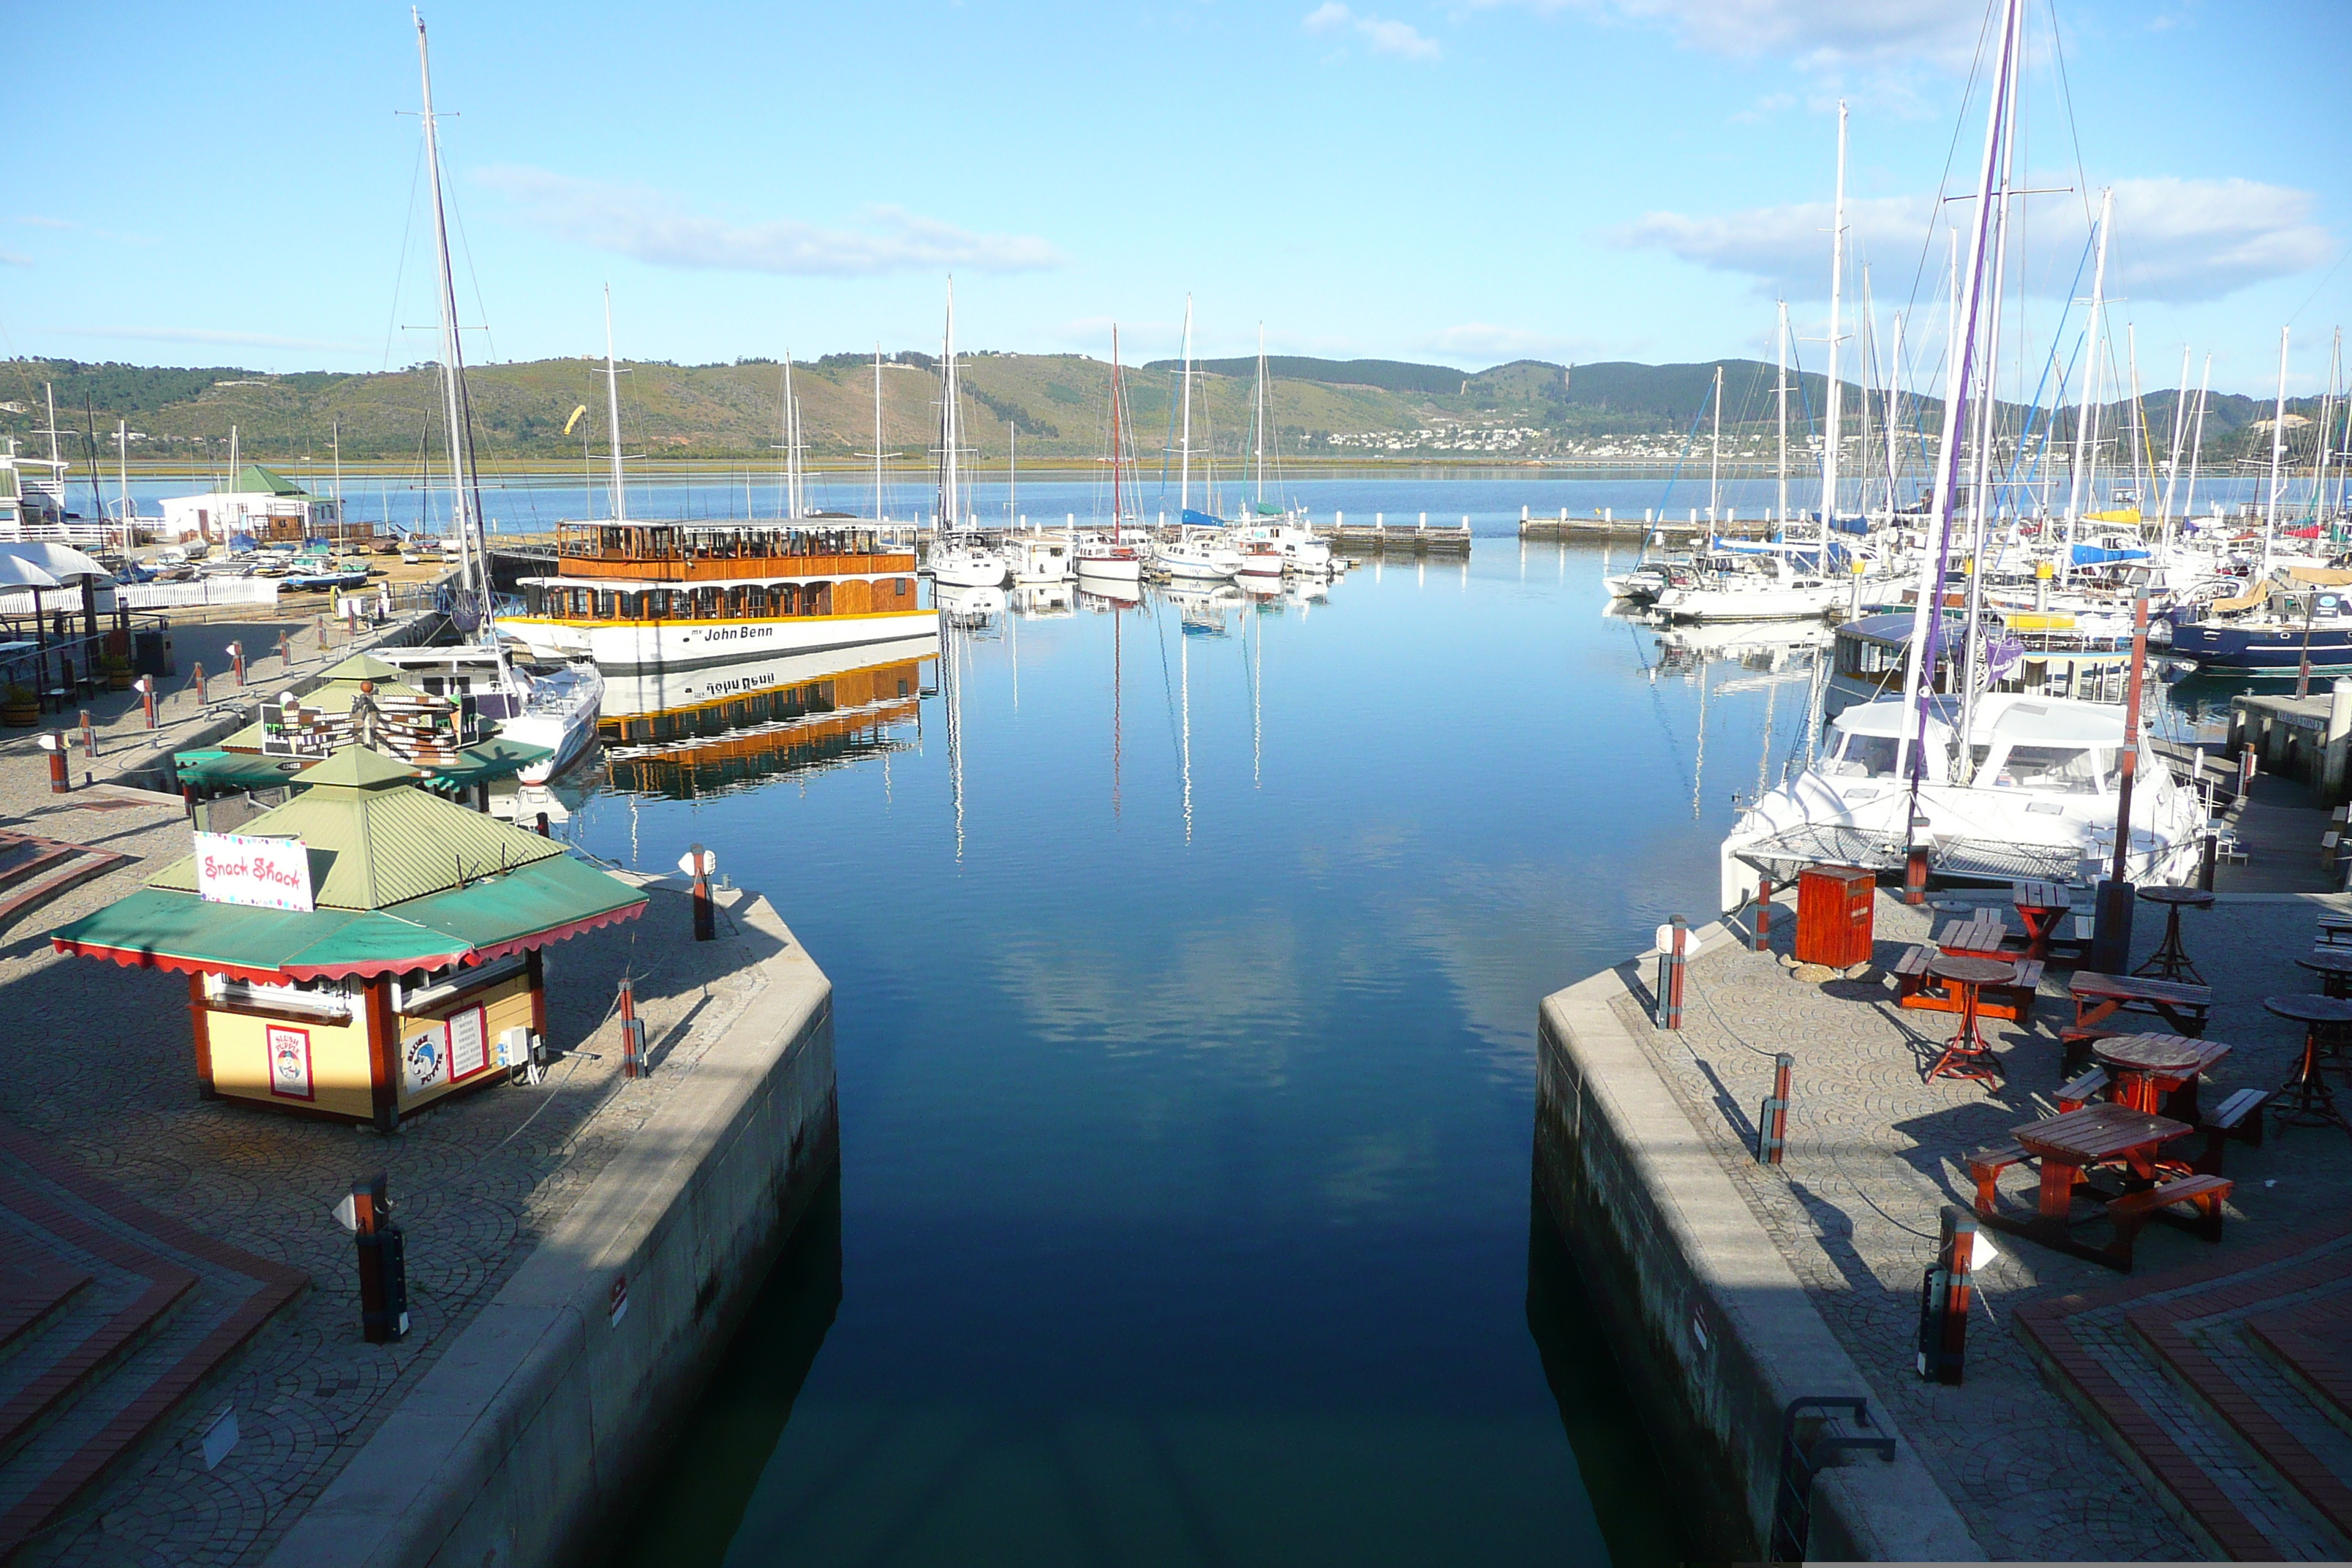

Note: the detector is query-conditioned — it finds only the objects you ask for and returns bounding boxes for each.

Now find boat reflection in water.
[595,634,938,800]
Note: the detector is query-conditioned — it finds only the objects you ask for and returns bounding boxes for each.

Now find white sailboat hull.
[1653,582,1844,622]
[1075,552,1143,583]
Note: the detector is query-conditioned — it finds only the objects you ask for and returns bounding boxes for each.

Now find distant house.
[157,464,349,545]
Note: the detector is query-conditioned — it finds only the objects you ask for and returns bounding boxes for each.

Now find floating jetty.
[1518,505,1779,543]
[1313,513,1471,555]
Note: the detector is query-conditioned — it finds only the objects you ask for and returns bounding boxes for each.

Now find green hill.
[0,352,2318,469]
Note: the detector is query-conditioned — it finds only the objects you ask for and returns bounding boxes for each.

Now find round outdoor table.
[2261,995,2352,1134]
[2135,886,2215,984]
[2094,1033,2207,1115]
[2296,949,2352,1000]
[1926,953,2016,1087]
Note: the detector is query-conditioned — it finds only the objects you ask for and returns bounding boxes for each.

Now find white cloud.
[2106,178,2336,304]
[1302,3,1442,61]
[0,252,29,268]
[1466,0,1978,69]
[1613,177,2336,305]
[13,216,75,230]
[46,326,363,352]
[478,167,1061,276]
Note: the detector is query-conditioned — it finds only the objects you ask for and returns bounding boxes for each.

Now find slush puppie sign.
[193,833,316,912]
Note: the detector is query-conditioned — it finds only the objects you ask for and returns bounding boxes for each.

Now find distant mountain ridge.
[0,353,2315,467]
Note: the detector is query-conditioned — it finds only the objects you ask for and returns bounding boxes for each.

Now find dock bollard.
[2199,832,2217,892]
[1915,1206,1980,1385]
[680,843,717,942]
[136,676,156,729]
[1654,916,1688,1030]
[335,1175,408,1344]
[618,976,647,1079]
[1753,876,1774,951]
[1903,845,1929,905]
[278,630,292,666]
[39,732,67,794]
[1755,1053,1793,1164]
[193,663,206,706]
[228,641,245,687]
[78,709,94,758]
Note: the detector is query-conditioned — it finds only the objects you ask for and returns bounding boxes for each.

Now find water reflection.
[595,636,937,800]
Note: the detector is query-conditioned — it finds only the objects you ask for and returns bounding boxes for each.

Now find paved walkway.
[0,788,780,1567]
[1623,886,2352,1560]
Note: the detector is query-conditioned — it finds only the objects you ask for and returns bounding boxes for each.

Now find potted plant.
[1,684,37,728]
[99,653,133,692]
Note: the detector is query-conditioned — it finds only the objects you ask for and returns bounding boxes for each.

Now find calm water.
[511,476,1859,1568]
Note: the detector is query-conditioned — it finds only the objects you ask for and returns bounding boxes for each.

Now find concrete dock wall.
[263,888,838,1568]
[1531,936,1979,1563]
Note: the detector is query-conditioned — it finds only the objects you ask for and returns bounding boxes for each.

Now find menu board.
[448,1006,488,1081]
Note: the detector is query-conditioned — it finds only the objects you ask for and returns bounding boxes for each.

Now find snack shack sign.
[194,833,316,912]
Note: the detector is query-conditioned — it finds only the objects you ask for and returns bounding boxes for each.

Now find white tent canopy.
[0,543,108,581]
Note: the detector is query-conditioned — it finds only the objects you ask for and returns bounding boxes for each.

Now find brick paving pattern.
[0,785,782,1567]
[1613,886,2352,1561]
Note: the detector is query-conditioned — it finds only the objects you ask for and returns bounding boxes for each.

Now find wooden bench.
[1967,1140,2032,1214]
[2321,913,2352,949]
[2104,1174,2231,1264]
[2058,1066,2112,1113]
[1896,946,2042,1022]
[2068,973,2212,1061]
[2193,1088,2271,1175]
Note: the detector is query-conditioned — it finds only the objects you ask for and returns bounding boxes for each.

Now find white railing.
[0,578,283,615]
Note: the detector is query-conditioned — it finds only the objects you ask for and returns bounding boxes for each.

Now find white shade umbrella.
[0,557,64,591]
[0,543,106,581]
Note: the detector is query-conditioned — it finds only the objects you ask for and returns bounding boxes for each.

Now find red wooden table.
[2262,994,2352,1134]
[2094,1033,2231,1118]
[1926,952,2014,1087]
[2065,972,2214,1071]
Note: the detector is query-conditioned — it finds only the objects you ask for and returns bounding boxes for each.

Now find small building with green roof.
[50,747,645,1129]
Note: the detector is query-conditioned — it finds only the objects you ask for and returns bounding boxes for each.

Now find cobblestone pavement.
[1614,887,2352,1561]
[0,793,788,1567]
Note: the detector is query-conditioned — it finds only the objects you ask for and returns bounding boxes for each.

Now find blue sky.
[5,1,2347,395]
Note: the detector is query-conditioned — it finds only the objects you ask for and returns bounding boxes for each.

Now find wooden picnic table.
[2295,949,2352,1000]
[1969,1103,2226,1270]
[2065,971,2213,1070]
[2094,1033,2231,1118]
[2012,879,2076,960]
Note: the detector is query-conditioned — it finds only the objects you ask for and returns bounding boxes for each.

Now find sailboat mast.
[1179,298,1194,515]
[2265,325,2291,562]
[2314,329,2342,526]
[938,279,962,531]
[1708,363,1722,526]
[781,353,798,520]
[1822,98,1847,543]
[872,344,885,523]
[2182,354,2212,526]
[602,284,627,523]
[1255,323,1270,508]
[1776,301,1790,528]
[1903,0,2021,775]
[414,9,487,597]
[2160,344,2192,544]
[1958,42,2020,780]
[1110,325,1126,541]
[2063,186,2113,583]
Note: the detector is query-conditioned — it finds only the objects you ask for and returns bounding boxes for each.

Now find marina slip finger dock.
[1535,881,2352,1561]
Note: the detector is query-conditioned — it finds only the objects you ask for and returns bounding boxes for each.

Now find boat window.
[1986,745,2114,794]
[1825,732,1903,778]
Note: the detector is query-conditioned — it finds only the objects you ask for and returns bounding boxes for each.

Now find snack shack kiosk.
[50,747,647,1130]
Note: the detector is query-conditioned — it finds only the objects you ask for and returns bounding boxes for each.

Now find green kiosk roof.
[52,747,644,981]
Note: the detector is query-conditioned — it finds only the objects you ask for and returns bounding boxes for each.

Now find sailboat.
[1224,327,1331,578]
[1074,325,1146,585]
[404,11,601,785]
[1149,302,1244,583]
[1719,6,2204,911]
[925,280,1011,589]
